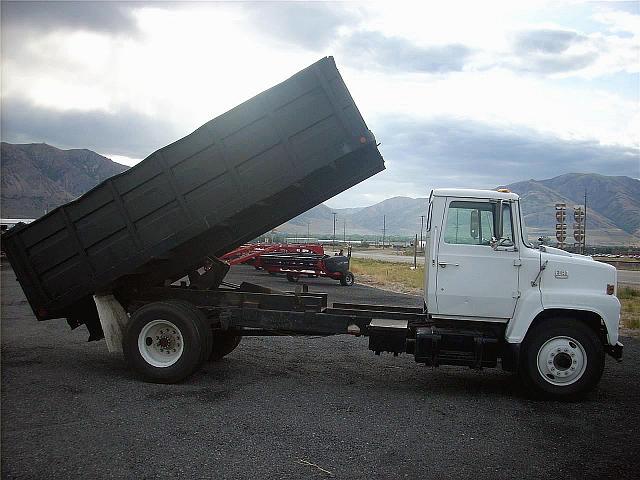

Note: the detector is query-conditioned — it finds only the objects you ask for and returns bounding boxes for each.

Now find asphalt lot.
[2,263,639,479]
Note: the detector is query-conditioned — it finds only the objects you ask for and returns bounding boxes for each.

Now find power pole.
[382,215,386,249]
[332,212,337,249]
[343,219,346,243]
[307,222,310,242]
[420,215,425,252]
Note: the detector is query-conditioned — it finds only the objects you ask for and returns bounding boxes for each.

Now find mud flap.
[93,294,128,353]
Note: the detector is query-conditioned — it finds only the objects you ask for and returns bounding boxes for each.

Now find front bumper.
[605,341,624,362]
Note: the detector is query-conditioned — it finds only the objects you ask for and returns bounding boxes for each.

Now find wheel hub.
[137,320,184,368]
[537,336,587,386]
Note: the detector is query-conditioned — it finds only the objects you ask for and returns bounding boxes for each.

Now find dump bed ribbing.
[3,57,385,329]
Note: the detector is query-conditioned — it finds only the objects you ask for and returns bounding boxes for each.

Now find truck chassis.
[115,260,508,386]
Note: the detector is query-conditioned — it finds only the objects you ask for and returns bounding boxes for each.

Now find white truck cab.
[421,188,622,398]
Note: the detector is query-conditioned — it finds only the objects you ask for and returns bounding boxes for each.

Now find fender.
[539,291,620,345]
[506,291,620,345]
[505,287,543,344]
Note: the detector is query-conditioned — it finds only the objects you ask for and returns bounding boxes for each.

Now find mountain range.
[1,142,127,218]
[1,142,638,245]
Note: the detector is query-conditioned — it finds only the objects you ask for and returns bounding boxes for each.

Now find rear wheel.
[164,300,213,365]
[286,273,299,283]
[123,301,211,383]
[340,271,355,286]
[519,317,604,400]
[209,333,242,362]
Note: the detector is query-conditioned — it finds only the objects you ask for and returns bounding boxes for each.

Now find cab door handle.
[438,262,459,268]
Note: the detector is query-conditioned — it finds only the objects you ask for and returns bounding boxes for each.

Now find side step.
[411,327,499,369]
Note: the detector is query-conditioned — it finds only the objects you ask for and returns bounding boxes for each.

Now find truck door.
[435,199,519,320]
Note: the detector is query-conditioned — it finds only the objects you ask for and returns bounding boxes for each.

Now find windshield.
[518,200,533,248]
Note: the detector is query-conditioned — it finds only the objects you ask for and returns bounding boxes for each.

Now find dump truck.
[2,57,622,399]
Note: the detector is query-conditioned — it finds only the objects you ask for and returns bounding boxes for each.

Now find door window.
[444,201,513,246]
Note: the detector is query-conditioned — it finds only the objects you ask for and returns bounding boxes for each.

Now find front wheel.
[519,317,604,400]
[286,273,299,283]
[340,271,355,286]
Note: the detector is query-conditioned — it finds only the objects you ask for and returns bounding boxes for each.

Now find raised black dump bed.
[3,57,385,337]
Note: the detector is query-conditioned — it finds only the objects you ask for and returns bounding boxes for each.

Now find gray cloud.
[596,1,640,15]
[352,116,640,200]
[330,116,639,207]
[341,31,473,73]
[1,1,139,34]
[508,29,598,74]
[519,51,599,73]
[0,97,182,158]
[515,29,586,54]
[242,2,361,50]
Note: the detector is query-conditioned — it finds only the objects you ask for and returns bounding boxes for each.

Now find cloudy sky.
[1,1,639,208]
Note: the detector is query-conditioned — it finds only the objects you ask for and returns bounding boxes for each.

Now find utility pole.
[382,215,386,249]
[420,215,425,252]
[307,222,310,242]
[343,219,346,243]
[332,212,337,249]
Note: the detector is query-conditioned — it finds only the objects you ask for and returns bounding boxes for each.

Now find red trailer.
[220,243,325,267]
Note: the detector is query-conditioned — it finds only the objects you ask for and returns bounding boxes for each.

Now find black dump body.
[3,57,384,331]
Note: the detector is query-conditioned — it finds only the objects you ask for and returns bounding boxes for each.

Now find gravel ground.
[2,264,639,479]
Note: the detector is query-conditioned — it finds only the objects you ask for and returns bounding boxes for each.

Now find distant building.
[285,237,320,244]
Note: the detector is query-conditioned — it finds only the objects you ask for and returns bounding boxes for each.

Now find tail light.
[607,284,615,295]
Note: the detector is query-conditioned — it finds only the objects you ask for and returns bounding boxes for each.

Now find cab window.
[444,201,513,246]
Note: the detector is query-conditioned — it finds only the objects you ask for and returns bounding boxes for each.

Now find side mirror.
[470,210,480,239]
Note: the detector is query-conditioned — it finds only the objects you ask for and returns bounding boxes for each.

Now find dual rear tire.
[123,301,241,383]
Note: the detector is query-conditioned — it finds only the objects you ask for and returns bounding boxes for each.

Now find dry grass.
[350,258,424,295]
[619,286,640,330]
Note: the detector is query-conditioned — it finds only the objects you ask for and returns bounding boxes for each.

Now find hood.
[540,247,616,294]
[541,246,593,261]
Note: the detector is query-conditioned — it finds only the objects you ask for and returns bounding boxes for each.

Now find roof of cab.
[431,188,520,201]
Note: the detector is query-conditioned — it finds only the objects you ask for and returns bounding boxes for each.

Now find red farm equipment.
[220,244,355,286]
